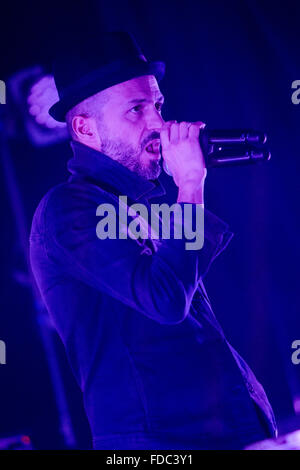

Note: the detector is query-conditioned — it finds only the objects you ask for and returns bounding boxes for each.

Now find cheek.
[120,119,144,147]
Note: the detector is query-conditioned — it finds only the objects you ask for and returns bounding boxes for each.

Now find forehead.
[102,75,162,105]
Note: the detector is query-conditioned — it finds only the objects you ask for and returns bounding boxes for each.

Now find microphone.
[162,128,271,175]
[202,128,267,145]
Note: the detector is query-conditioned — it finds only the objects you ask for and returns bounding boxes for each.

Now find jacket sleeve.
[41,183,233,325]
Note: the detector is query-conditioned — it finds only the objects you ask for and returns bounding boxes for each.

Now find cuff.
[204,208,234,259]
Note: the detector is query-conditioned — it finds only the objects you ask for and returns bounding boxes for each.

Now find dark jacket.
[29,141,277,449]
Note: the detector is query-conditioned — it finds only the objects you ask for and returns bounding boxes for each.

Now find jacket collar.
[68,141,166,202]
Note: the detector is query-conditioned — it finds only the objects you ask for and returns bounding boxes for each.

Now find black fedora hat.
[49,31,165,122]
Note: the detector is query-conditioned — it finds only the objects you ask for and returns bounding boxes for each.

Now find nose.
[146,107,165,130]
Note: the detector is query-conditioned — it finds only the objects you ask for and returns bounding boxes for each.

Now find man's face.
[93,75,165,180]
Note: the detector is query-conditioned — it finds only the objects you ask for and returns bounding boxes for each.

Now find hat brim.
[49,60,165,122]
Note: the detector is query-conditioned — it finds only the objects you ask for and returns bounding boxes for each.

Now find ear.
[71,115,101,149]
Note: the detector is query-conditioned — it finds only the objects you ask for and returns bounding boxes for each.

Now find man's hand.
[160,121,207,203]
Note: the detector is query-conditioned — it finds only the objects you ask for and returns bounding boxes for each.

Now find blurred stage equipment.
[0,68,76,448]
[0,434,33,450]
[8,65,68,147]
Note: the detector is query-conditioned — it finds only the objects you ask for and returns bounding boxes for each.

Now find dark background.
[0,0,300,449]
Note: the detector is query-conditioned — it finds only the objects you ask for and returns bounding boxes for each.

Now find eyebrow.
[126,95,165,105]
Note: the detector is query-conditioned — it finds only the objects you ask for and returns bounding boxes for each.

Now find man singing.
[29,31,277,449]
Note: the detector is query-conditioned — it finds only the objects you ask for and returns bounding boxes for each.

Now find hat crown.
[53,32,144,92]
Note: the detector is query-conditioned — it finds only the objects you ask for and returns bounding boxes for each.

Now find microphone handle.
[206,145,271,168]
[201,128,267,146]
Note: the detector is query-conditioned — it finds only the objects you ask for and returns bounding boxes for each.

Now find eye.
[130,105,142,113]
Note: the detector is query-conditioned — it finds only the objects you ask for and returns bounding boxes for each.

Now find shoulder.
[31,179,119,236]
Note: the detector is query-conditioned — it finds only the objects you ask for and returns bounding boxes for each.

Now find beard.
[99,131,161,181]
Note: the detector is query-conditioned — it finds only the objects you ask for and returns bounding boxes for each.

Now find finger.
[188,123,201,139]
[179,121,189,139]
[161,120,177,129]
[193,121,206,129]
[160,120,177,143]
[170,122,179,143]
[160,126,170,147]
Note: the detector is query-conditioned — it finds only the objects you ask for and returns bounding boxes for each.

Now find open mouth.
[145,139,161,155]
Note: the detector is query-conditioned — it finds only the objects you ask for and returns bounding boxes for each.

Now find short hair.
[65,90,110,140]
